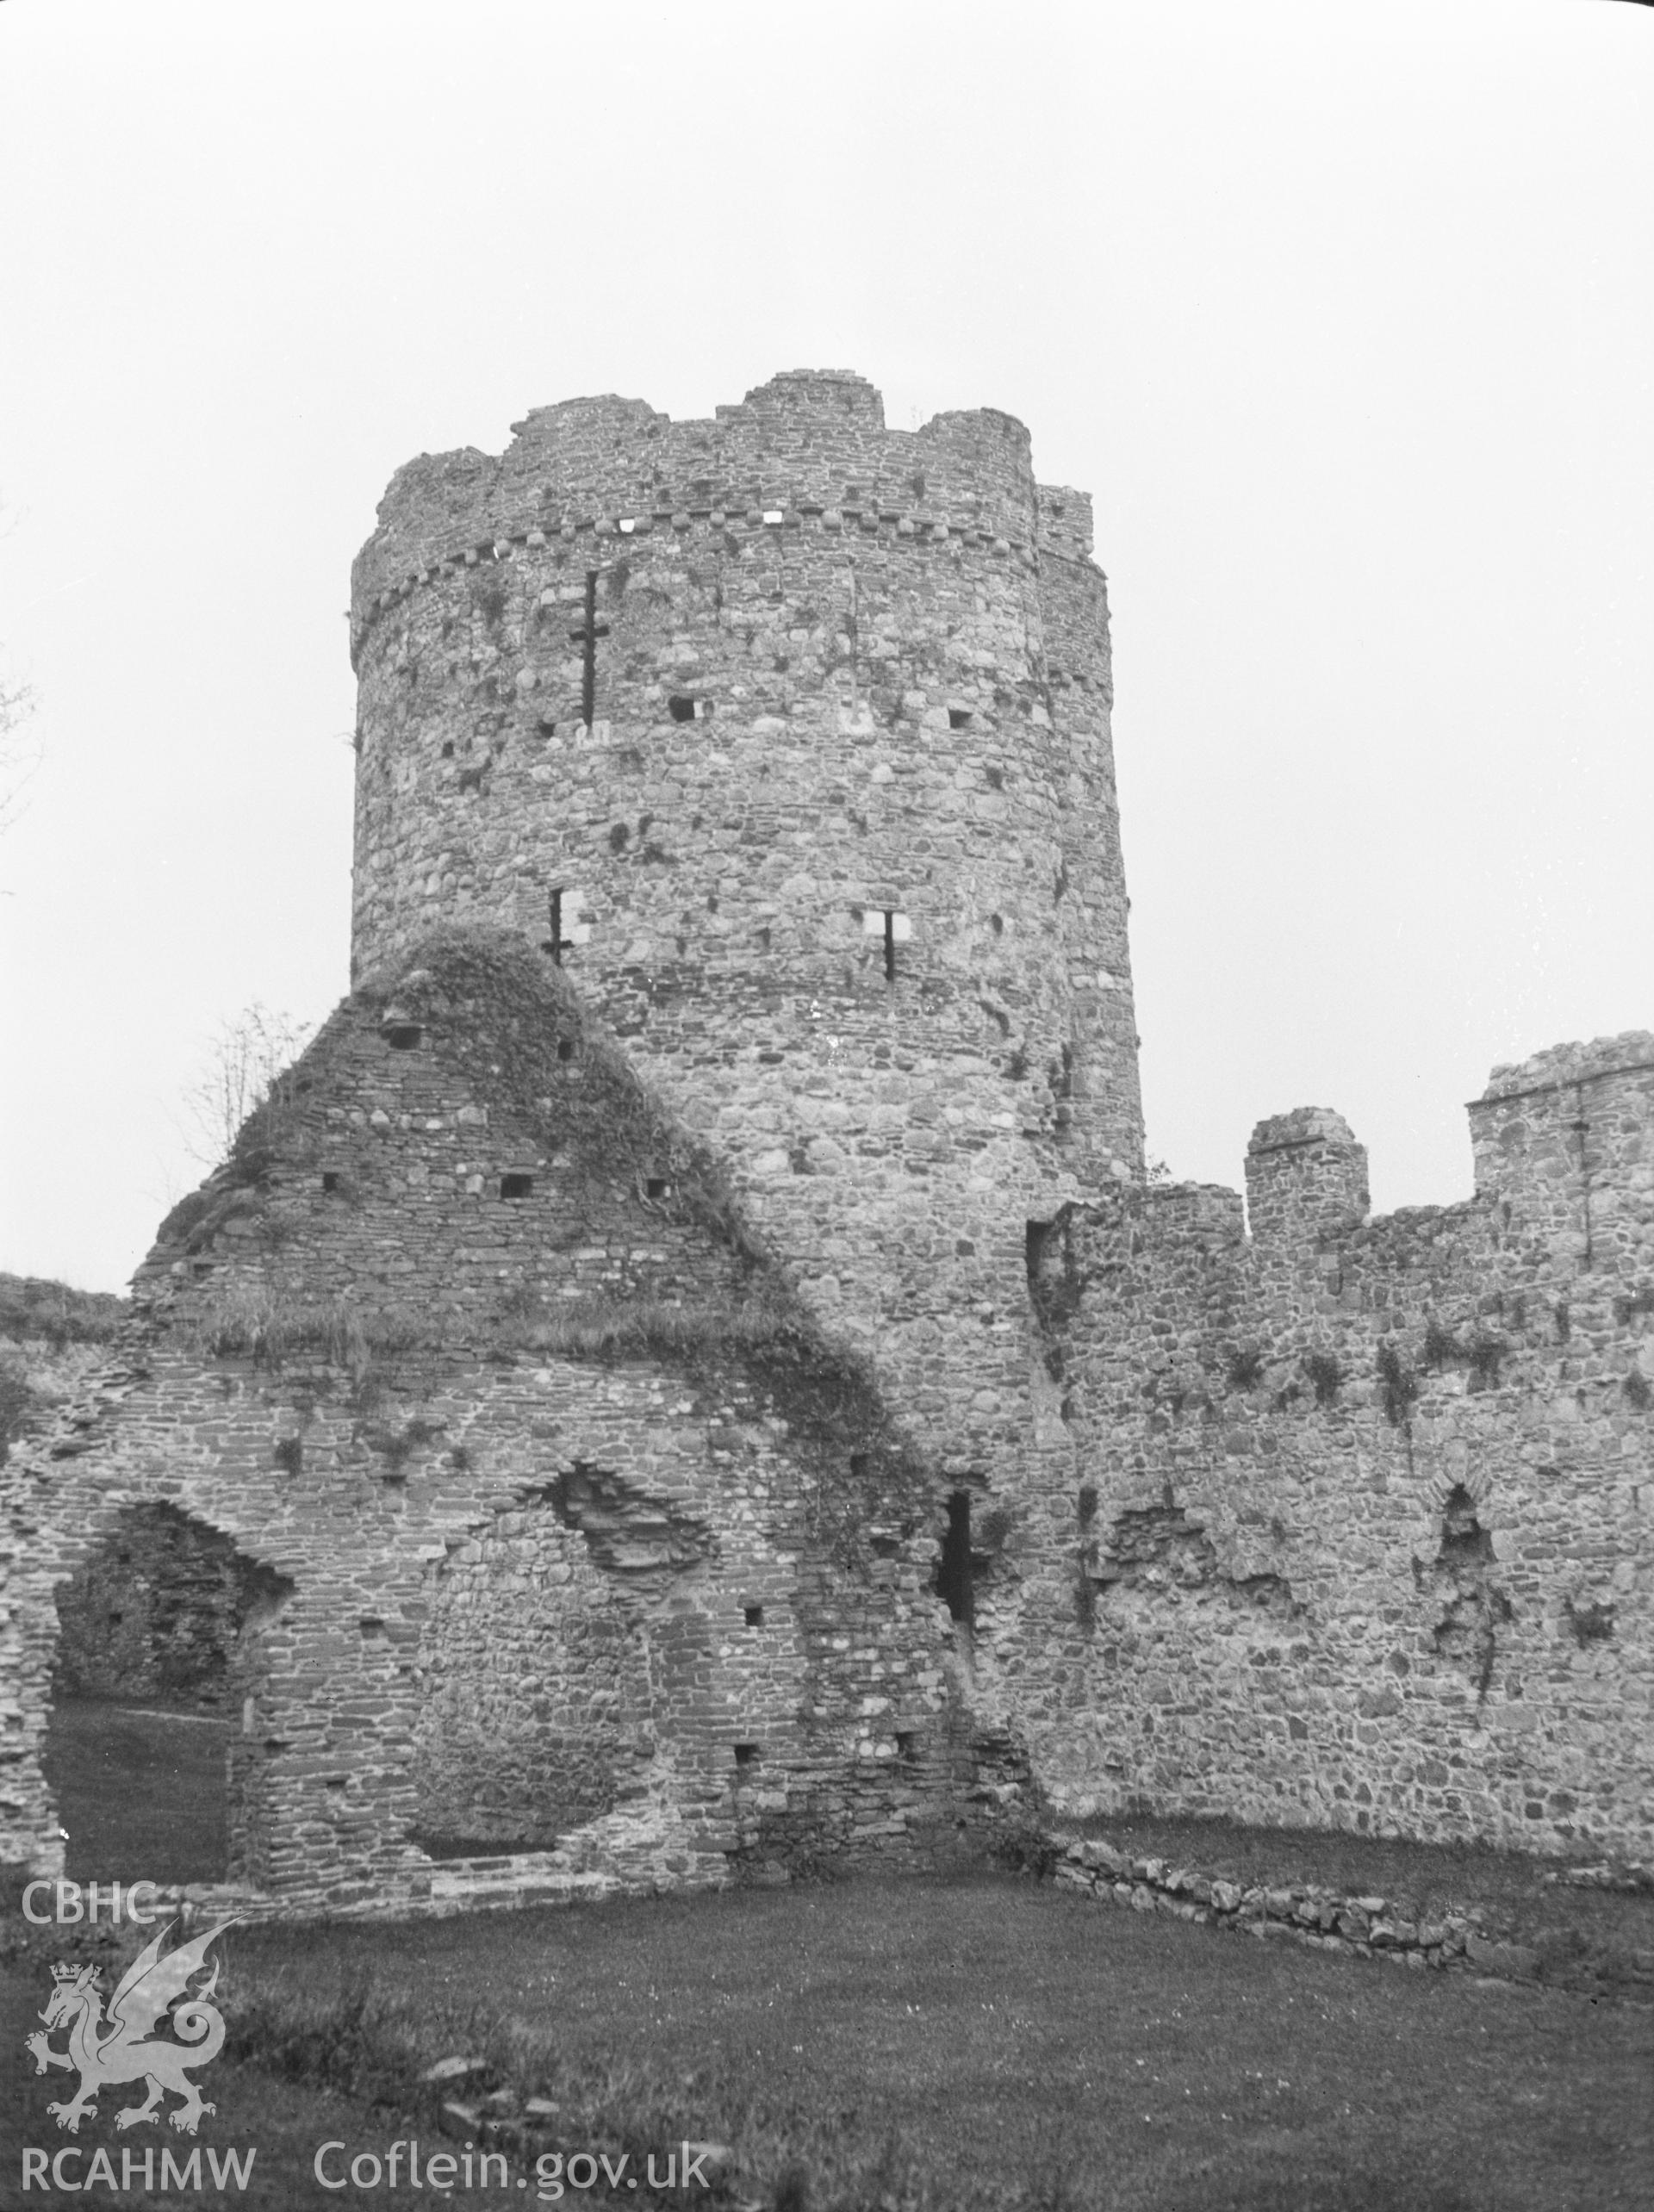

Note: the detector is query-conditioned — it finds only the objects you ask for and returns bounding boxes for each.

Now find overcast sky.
[2,0,1650,1294]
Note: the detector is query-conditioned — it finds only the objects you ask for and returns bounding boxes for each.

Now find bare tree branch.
[179,1003,317,1169]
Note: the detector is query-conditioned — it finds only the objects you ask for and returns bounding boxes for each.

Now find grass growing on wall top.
[493,1289,789,1362]
[164,929,930,1562]
[0,1272,127,1345]
[190,1284,432,1373]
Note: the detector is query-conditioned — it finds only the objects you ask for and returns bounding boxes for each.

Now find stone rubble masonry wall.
[0,935,1017,1913]
[4,370,1648,1921]
[346,370,1143,1523]
[1015,1033,1654,1863]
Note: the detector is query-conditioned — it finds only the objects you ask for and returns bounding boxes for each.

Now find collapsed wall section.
[1017,1036,1654,1862]
[0,935,1020,1905]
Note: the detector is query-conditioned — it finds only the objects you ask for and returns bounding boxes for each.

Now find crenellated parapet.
[1469,1031,1654,1280]
[1245,1107,1371,1255]
[1012,1038,1654,1862]
[350,372,1099,665]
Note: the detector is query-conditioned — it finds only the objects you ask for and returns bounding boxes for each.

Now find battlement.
[1477,1028,1654,1103]
[351,370,1094,653]
[1245,1107,1371,1248]
[1024,1038,1652,1859]
[1460,1030,1654,1278]
[1178,1041,1654,1283]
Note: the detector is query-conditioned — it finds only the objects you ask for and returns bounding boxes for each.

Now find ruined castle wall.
[1015,1038,1654,1861]
[344,372,1143,1505]
[2,939,992,1904]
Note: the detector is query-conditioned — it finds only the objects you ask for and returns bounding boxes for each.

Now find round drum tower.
[349,369,1144,1479]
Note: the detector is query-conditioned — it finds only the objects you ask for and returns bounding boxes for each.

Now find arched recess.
[408,1471,715,1857]
[45,1503,294,1884]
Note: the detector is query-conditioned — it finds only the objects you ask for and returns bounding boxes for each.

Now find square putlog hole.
[500,1173,534,1199]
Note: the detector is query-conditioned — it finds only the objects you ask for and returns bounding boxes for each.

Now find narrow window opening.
[936,1492,974,1626]
[668,695,696,723]
[321,1171,340,1194]
[895,1730,920,1764]
[543,889,573,965]
[385,1024,423,1051]
[985,766,1004,789]
[440,741,455,758]
[849,1452,870,1480]
[609,822,630,852]
[743,1605,764,1629]
[948,708,973,730]
[990,912,1004,936]
[500,1173,534,1200]
[733,1742,761,1768]
[273,1438,303,1476]
[557,1039,575,1062]
[569,569,609,728]
[1025,1220,1052,1288]
[862,907,913,979]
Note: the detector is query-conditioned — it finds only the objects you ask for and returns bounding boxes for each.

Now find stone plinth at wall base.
[1048,1836,1654,1999]
[116,1848,733,1929]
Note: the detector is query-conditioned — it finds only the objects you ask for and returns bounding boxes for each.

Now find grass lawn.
[41,1697,232,1885]
[9,1873,1644,2211]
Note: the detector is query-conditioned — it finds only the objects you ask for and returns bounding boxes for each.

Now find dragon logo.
[24,1917,238,2136]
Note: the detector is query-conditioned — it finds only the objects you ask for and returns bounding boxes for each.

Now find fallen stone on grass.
[421,2054,488,2085]
[1543,1861,1654,1892]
